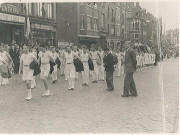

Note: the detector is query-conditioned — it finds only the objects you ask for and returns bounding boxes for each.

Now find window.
[87,16,92,30]
[28,3,32,15]
[111,25,115,36]
[94,18,98,31]
[108,7,109,19]
[108,24,110,35]
[80,15,84,29]
[135,34,139,42]
[112,9,113,22]
[37,3,43,16]
[133,21,140,31]
[136,12,139,17]
[101,14,105,28]
[117,24,120,36]
[47,3,52,19]
[94,2,97,9]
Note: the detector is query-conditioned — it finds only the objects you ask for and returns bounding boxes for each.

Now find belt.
[82,61,88,63]
[67,63,73,64]
[41,63,49,65]
[23,65,29,67]
[92,59,97,60]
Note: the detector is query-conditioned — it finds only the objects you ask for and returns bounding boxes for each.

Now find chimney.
[136,2,139,7]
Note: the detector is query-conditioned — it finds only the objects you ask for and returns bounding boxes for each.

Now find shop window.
[94,18,98,31]
[87,16,92,30]
[133,21,140,31]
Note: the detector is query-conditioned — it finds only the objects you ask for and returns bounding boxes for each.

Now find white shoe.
[25,96,32,101]
[42,90,50,97]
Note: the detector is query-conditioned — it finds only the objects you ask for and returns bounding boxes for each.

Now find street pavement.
[0,58,179,133]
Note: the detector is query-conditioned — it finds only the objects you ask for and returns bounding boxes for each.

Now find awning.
[0,20,24,26]
[78,35,100,38]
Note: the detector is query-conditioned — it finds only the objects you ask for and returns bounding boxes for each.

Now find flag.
[42,3,48,18]
[24,3,32,46]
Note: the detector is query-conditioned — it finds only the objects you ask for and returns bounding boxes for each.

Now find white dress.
[65,52,75,79]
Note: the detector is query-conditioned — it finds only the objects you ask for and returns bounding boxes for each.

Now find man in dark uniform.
[103,48,114,91]
[122,41,138,97]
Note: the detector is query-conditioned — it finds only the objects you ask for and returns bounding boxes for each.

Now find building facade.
[0,3,57,46]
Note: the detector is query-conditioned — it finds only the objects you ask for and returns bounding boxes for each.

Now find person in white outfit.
[72,46,79,80]
[0,45,13,85]
[90,45,101,83]
[0,54,9,86]
[30,48,37,89]
[51,47,60,84]
[98,47,105,81]
[64,46,80,90]
[80,45,92,86]
[58,45,65,76]
[38,45,54,97]
[116,49,123,77]
[19,45,37,101]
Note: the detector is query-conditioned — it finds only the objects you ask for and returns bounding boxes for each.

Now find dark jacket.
[103,53,114,72]
[29,61,41,76]
[88,58,94,71]
[124,48,137,73]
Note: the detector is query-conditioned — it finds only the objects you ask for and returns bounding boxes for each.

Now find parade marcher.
[116,49,123,77]
[72,46,80,80]
[51,46,60,84]
[97,47,105,81]
[58,45,65,76]
[30,48,37,89]
[14,44,20,74]
[19,45,37,100]
[90,44,101,83]
[122,41,137,97]
[38,45,54,96]
[0,44,13,85]
[80,45,91,86]
[103,48,115,91]
[64,46,80,90]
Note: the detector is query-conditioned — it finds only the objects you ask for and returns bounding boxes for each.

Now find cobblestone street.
[0,58,178,133]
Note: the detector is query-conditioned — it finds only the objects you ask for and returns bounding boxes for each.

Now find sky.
[140,2,179,32]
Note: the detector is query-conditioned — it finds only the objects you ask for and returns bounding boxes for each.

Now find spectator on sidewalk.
[122,41,138,97]
[103,48,114,91]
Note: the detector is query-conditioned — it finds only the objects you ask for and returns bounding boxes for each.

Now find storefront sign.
[0,13,25,23]
[31,23,54,31]
[0,4,19,14]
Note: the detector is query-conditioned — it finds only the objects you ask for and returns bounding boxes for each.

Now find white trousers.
[52,65,58,81]
[92,60,98,81]
[68,78,75,89]
[117,60,122,76]
[98,64,104,80]
[82,62,89,84]
[31,76,36,88]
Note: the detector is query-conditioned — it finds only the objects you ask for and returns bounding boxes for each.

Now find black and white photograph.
[0,0,179,133]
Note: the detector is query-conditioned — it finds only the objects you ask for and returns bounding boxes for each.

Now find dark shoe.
[130,94,138,97]
[121,95,129,97]
[85,83,88,86]
[94,81,98,83]
[52,81,56,84]
[92,81,96,83]
[82,83,86,86]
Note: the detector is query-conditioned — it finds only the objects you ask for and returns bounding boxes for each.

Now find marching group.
[0,41,157,101]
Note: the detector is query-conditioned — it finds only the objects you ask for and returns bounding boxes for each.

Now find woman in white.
[0,45,13,85]
[80,45,91,86]
[64,46,80,90]
[98,47,105,81]
[19,45,37,101]
[51,47,60,83]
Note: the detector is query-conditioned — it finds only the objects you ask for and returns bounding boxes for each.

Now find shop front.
[30,21,56,47]
[0,12,25,45]
[106,38,121,51]
[78,35,100,49]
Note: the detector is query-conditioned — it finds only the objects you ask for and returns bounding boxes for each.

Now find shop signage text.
[31,23,55,31]
[0,4,19,14]
[0,13,25,23]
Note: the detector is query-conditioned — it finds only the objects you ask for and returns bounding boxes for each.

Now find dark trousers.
[106,71,114,90]
[123,73,137,96]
